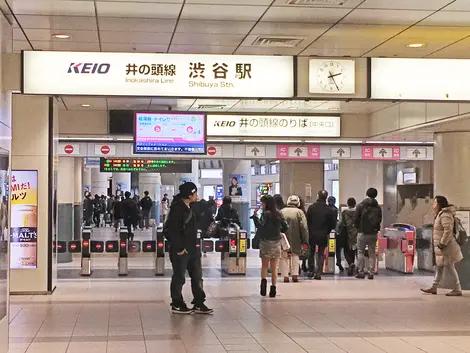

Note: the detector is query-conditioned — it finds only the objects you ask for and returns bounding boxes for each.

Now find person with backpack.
[165,182,213,314]
[140,191,153,230]
[421,196,463,297]
[306,190,336,280]
[355,188,382,280]
[337,198,358,276]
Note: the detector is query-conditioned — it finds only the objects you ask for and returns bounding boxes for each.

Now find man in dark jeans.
[306,190,336,280]
[121,191,138,241]
[140,191,153,230]
[165,182,213,315]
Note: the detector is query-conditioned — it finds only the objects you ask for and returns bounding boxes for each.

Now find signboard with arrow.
[330,147,351,158]
[276,145,320,159]
[406,148,427,159]
[245,146,266,158]
[362,146,400,160]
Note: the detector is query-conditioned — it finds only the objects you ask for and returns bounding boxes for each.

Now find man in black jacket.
[165,182,212,315]
[83,193,94,226]
[306,190,336,280]
[140,191,153,230]
[121,192,138,240]
[355,188,382,280]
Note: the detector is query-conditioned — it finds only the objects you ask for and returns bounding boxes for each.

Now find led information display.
[100,158,191,173]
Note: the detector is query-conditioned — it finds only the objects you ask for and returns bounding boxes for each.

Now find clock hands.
[328,71,340,91]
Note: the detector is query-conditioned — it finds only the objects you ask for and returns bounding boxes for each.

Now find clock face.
[316,61,346,92]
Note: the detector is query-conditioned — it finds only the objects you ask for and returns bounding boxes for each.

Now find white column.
[91,168,110,196]
[279,161,324,205]
[82,166,91,195]
[57,157,74,263]
[339,160,384,205]
[223,160,252,231]
[139,173,162,221]
[112,173,131,196]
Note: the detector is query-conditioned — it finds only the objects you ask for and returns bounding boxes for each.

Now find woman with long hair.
[252,195,288,298]
[421,196,463,296]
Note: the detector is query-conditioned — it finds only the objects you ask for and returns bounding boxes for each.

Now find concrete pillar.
[339,160,384,205]
[73,158,83,240]
[10,95,58,294]
[434,132,470,289]
[279,161,324,205]
[112,173,131,197]
[223,160,252,232]
[83,166,91,195]
[57,157,74,263]
[91,168,110,197]
[139,173,162,222]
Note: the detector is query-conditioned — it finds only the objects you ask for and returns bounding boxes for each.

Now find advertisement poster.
[10,170,38,269]
[115,181,128,196]
[228,174,247,203]
[216,185,223,206]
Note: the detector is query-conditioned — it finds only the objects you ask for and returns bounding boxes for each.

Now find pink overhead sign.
[362,146,400,160]
[277,145,321,159]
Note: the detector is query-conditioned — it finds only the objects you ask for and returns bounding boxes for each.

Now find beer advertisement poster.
[10,170,38,269]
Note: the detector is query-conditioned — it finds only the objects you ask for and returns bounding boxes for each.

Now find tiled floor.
[8,250,470,353]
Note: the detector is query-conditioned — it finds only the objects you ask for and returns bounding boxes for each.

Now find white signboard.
[406,148,427,159]
[207,115,340,137]
[94,144,116,156]
[59,143,80,156]
[245,146,266,157]
[23,51,294,98]
[330,146,351,158]
[372,58,470,101]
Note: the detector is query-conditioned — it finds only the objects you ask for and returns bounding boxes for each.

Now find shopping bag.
[299,243,309,260]
[280,233,291,251]
[206,221,220,238]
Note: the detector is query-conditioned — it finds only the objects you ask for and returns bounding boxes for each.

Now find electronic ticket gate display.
[416,225,433,272]
[216,224,247,275]
[155,231,165,276]
[80,227,93,276]
[383,224,416,274]
[322,231,336,275]
[118,232,128,276]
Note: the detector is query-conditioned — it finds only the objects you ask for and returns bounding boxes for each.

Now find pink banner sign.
[277,145,321,159]
[362,146,400,160]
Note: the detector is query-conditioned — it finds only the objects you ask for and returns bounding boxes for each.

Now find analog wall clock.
[309,59,356,94]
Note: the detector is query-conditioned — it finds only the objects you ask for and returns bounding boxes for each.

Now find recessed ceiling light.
[288,107,299,110]
[407,43,425,48]
[81,104,91,108]
[53,34,70,39]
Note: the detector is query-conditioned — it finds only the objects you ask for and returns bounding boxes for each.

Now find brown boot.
[283,277,289,283]
[292,275,299,283]
[446,290,463,297]
[420,287,437,295]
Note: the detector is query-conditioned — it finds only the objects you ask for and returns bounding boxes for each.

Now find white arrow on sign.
[406,148,427,159]
[245,146,266,157]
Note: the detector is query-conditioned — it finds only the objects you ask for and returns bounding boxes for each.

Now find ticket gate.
[382,224,416,274]
[322,232,336,275]
[216,224,247,275]
[416,225,434,272]
[80,227,93,276]
[118,232,128,276]
[155,232,165,276]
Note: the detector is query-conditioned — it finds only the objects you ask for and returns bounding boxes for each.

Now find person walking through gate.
[306,190,336,280]
[337,198,358,276]
[165,182,213,314]
[355,188,382,280]
[121,191,139,241]
[421,196,463,296]
[140,191,153,230]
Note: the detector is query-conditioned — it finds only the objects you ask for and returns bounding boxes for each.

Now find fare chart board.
[100,158,191,173]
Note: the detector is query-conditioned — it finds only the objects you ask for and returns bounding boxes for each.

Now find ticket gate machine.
[322,232,336,274]
[80,226,93,276]
[217,224,247,275]
[416,225,433,272]
[383,223,416,274]
[154,226,165,276]
[118,232,129,276]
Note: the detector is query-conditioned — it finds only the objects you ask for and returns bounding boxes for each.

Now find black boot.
[260,279,267,297]
[269,285,277,298]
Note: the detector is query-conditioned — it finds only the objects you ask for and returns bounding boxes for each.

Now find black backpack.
[361,205,382,234]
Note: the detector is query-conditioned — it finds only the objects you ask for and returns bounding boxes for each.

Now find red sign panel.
[362,146,400,160]
[277,145,321,159]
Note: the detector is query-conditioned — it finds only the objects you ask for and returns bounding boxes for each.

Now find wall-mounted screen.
[134,112,206,154]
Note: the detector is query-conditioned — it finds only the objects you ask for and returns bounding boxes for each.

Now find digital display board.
[134,112,206,154]
[100,158,192,173]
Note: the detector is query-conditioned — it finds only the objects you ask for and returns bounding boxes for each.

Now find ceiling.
[58,96,399,114]
[2,0,470,58]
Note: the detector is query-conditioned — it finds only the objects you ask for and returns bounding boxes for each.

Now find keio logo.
[68,63,111,74]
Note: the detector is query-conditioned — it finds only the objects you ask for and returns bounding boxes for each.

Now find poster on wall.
[10,170,38,269]
[228,174,247,203]
[115,181,128,196]
[216,185,223,206]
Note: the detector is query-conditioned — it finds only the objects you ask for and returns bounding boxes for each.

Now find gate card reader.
[118,232,129,276]
[80,228,92,276]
